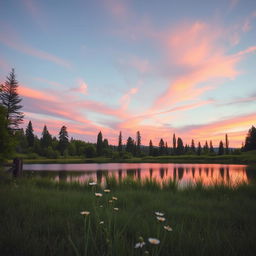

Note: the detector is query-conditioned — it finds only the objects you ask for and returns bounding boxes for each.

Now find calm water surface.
[23,163,256,187]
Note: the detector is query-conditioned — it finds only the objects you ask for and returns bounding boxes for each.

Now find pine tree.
[173,133,176,154]
[25,121,34,147]
[41,125,52,148]
[103,139,109,149]
[0,106,13,161]
[225,134,229,154]
[191,139,196,153]
[96,131,103,156]
[165,142,169,155]
[209,140,214,153]
[0,69,24,131]
[244,126,256,151]
[159,138,165,155]
[149,140,153,156]
[218,141,224,155]
[197,142,202,155]
[203,140,209,154]
[176,137,184,155]
[136,131,141,156]
[184,144,189,154]
[126,136,134,154]
[58,125,69,155]
[118,131,122,152]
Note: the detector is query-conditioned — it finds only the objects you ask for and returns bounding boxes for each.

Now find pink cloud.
[153,21,256,109]
[119,87,139,110]
[20,85,59,101]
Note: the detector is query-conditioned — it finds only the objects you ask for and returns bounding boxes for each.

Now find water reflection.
[23,163,254,187]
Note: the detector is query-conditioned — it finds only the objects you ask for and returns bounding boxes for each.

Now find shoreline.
[6,154,256,165]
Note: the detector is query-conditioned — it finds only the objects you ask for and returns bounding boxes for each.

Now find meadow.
[0,172,256,256]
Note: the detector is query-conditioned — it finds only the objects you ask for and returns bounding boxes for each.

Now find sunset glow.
[1,0,255,147]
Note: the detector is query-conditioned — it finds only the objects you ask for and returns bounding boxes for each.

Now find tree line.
[1,69,256,161]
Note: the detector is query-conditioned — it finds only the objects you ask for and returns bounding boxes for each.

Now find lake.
[23,163,256,187]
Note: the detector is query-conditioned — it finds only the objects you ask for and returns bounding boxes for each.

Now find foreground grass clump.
[0,176,256,256]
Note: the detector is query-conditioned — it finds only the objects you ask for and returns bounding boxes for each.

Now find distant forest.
[1,69,256,160]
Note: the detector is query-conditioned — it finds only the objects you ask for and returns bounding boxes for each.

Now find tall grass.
[0,173,256,256]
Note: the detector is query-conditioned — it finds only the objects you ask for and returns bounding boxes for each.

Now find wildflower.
[156,216,166,222]
[155,211,164,216]
[135,236,145,248]
[113,207,119,211]
[164,225,173,231]
[148,238,160,245]
[112,196,118,200]
[104,189,111,193]
[99,221,104,225]
[135,242,146,248]
[89,182,97,186]
[109,200,113,203]
[95,193,103,197]
[80,211,90,216]
[99,205,103,208]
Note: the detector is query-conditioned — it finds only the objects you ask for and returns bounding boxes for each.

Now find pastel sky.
[0,0,256,147]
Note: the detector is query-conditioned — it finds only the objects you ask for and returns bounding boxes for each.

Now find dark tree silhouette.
[191,139,196,153]
[173,133,176,154]
[25,121,34,147]
[159,138,165,155]
[209,140,214,153]
[41,125,52,148]
[218,141,224,155]
[58,126,69,155]
[149,140,153,156]
[103,138,109,149]
[203,140,209,154]
[184,144,189,154]
[126,136,134,154]
[136,131,141,156]
[165,142,169,155]
[96,131,103,156]
[244,126,256,151]
[118,131,122,152]
[197,142,202,155]
[176,137,184,155]
[0,69,24,131]
[0,106,13,161]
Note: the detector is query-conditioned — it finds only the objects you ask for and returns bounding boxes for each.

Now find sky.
[0,0,256,147]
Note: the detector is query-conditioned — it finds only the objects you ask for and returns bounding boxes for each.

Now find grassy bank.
[0,175,256,256]
[9,150,256,164]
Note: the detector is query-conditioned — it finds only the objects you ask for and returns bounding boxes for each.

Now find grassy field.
[7,150,256,165]
[0,173,256,256]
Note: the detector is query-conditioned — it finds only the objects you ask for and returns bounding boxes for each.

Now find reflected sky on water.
[23,163,256,187]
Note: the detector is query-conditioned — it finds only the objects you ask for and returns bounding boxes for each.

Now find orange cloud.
[178,112,256,147]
